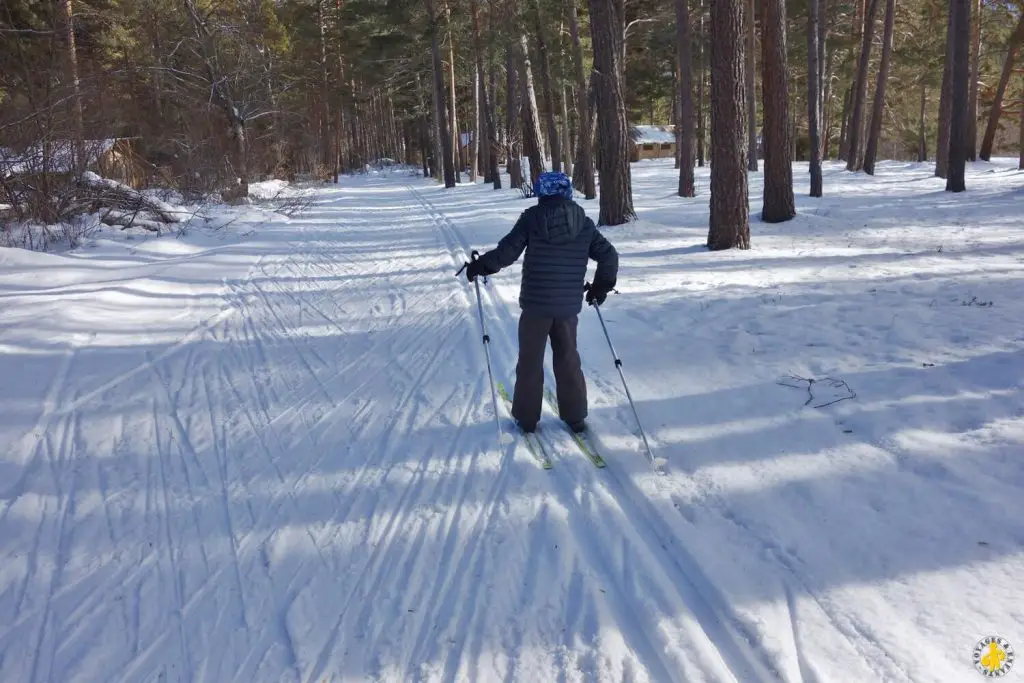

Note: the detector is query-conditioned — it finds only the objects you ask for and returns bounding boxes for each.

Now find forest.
[2,0,1023,248]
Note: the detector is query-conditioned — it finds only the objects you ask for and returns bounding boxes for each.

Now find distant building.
[1,138,147,188]
[629,125,676,162]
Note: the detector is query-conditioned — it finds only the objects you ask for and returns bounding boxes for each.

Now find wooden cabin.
[629,125,676,162]
[1,138,147,189]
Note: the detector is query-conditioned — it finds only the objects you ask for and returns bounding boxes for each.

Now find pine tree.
[760,0,795,222]
[708,0,750,250]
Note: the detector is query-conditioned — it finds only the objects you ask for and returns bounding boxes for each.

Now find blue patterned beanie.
[534,171,573,200]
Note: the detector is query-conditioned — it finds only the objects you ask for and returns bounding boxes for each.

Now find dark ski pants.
[512,312,587,429]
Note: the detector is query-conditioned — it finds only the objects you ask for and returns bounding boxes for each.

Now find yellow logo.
[973,636,1014,677]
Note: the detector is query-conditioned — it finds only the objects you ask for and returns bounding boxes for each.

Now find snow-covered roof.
[0,138,124,177]
[630,125,676,144]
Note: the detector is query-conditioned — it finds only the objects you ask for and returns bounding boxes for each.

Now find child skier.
[462,171,618,434]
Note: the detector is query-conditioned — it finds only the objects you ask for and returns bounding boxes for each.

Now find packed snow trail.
[2,160,1023,682]
[0,176,769,683]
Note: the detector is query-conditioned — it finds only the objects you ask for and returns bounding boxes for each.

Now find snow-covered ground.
[1,159,1022,682]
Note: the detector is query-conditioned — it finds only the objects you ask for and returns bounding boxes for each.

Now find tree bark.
[676,0,696,197]
[444,0,460,181]
[534,0,562,173]
[840,0,864,162]
[745,0,758,171]
[697,0,706,166]
[560,84,573,175]
[862,0,896,175]
[426,0,457,187]
[821,30,833,157]
[918,83,928,161]
[967,0,981,160]
[807,0,823,196]
[846,0,881,170]
[708,0,750,249]
[470,0,501,188]
[506,48,524,188]
[517,34,547,186]
[761,0,795,221]
[935,1,956,177]
[1019,85,1024,170]
[318,0,332,173]
[946,0,970,192]
[471,66,480,182]
[568,0,596,198]
[818,0,828,153]
[838,86,852,160]
[62,0,86,175]
[587,0,635,224]
[979,12,1024,160]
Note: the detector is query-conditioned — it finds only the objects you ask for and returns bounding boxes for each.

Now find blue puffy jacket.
[476,196,618,318]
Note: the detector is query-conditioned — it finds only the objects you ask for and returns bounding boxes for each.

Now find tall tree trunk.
[534,0,562,172]
[708,0,750,249]
[979,13,1024,160]
[918,83,928,161]
[471,66,480,181]
[862,0,895,175]
[587,0,635,224]
[506,48,524,187]
[745,0,758,171]
[935,1,956,176]
[761,0,795,221]
[182,0,249,198]
[807,0,823,196]
[568,0,596,198]
[841,0,865,161]
[517,34,547,185]
[697,0,707,166]
[846,0,881,170]
[560,84,573,174]
[676,0,696,197]
[967,0,981,160]
[470,0,499,188]
[947,0,970,191]
[1019,85,1024,170]
[61,0,85,174]
[445,0,460,181]
[427,0,457,187]
[821,25,833,158]
[838,86,852,160]
[818,0,828,152]
[318,0,332,172]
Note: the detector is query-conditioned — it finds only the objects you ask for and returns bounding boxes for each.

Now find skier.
[461,171,618,434]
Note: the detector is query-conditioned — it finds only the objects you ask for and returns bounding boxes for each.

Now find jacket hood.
[531,198,588,244]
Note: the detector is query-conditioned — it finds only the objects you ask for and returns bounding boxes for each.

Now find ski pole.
[586,286,661,468]
[456,251,505,445]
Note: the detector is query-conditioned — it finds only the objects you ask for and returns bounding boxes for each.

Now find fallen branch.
[100,208,164,233]
[78,171,185,223]
[777,374,857,408]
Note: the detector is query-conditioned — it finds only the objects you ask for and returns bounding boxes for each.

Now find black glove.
[585,281,612,306]
[461,254,497,282]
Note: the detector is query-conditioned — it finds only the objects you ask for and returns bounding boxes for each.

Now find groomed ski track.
[0,175,805,683]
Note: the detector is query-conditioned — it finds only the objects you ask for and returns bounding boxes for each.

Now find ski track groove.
[671,488,913,681]
[301,315,475,683]
[198,356,252,638]
[0,347,74,529]
[26,389,79,683]
[414,185,788,682]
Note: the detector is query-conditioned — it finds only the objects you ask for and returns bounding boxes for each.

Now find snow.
[1,157,1023,682]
